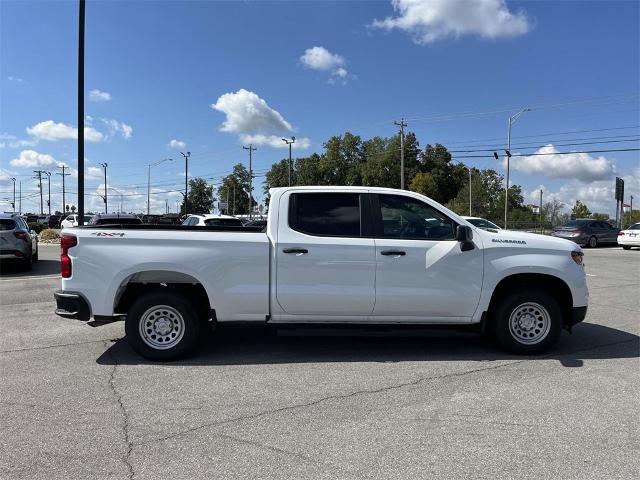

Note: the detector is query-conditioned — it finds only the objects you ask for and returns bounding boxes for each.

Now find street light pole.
[504,108,531,229]
[282,137,296,186]
[11,177,15,213]
[45,171,51,215]
[243,144,257,218]
[99,163,108,213]
[147,158,172,215]
[180,152,190,215]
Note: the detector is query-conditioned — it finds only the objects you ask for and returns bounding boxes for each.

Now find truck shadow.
[0,259,60,277]
[97,321,639,368]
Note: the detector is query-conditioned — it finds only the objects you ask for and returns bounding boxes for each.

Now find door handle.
[380,250,406,256]
[283,248,308,254]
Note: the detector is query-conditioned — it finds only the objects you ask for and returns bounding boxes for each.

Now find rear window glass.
[289,193,361,237]
[631,223,640,230]
[0,219,16,231]
[204,218,243,226]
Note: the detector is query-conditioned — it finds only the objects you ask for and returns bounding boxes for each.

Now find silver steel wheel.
[508,302,551,345]
[138,305,185,350]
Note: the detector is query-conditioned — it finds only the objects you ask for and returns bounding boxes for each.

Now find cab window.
[289,193,361,237]
[377,195,455,240]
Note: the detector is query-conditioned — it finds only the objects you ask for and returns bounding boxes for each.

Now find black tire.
[622,245,631,250]
[491,289,562,355]
[32,246,39,262]
[588,236,598,248]
[125,289,201,361]
[21,253,33,272]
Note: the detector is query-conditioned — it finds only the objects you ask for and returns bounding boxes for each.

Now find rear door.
[371,193,483,320]
[275,191,376,316]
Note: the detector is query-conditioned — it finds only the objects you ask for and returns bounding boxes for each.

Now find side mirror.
[456,225,474,251]
[30,230,37,236]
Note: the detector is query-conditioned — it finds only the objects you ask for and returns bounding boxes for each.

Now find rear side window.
[0,219,16,231]
[289,193,361,237]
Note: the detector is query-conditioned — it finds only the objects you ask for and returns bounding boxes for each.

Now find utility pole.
[44,171,51,215]
[99,163,108,213]
[540,189,543,234]
[77,0,85,225]
[282,137,296,186]
[630,195,634,228]
[34,170,44,214]
[504,108,531,229]
[180,151,191,215]
[19,181,22,214]
[243,144,257,218]
[233,182,236,215]
[468,167,472,216]
[394,118,407,189]
[11,177,16,213]
[57,164,70,214]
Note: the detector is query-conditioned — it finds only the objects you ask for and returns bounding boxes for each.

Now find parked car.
[552,219,620,247]
[182,214,244,226]
[617,223,640,250]
[55,186,588,361]
[157,214,182,225]
[0,213,39,271]
[462,216,502,230]
[61,214,94,228]
[89,213,142,225]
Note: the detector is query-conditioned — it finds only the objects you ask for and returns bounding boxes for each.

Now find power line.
[448,137,640,154]
[454,147,640,160]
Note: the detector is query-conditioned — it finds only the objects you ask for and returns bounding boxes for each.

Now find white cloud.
[89,89,112,102]
[240,134,311,150]
[87,166,103,178]
[101,118,133,139]
[10,150,57,168]
[26,120,104,142]
[212,89,293,134]
[0,133,37,148]
[168,139,186,148]
[300,46,353,84]
[508,144,615,182]
[371,0,531,44]
[7,76,24,82]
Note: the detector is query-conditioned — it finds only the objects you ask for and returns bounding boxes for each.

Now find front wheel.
[491,289,562,355]
[622,245,631,250]
[125,290,201,361]
[588,236,598,248]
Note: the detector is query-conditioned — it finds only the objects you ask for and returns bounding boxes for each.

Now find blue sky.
[1,0,638,215]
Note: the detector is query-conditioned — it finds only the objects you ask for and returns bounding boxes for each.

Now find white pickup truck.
[55,186,588,360]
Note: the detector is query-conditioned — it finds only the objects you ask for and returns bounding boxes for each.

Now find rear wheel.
[21,253,33,271]
[588,236,598,248]
[125,290,201,361]
[622,245,631,250]
[491,289,562,355]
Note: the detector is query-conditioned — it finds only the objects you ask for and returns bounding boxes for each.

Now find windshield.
[0,219,16,231]
[630,223,640,230]
[467,218,501,230]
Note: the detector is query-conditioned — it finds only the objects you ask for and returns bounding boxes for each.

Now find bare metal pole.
[147,158,172,215]
[34,170,44,214]
[77,0,85,225]
[394,118,407,189]
[243,144,257,218]
[180,152,191,215]
[100,163,108,213]
[504,108,530,229]
[57,165,70,214]
[10,178,16,212]
[468,167,472,216]
[45,172,51,214]
[282,137,296,186]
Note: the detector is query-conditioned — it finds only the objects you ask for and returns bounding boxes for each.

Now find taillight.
[618,231,625,236]
[14,231,28,241]
[61,235,77,278]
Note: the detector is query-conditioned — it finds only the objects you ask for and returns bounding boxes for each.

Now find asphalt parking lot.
[1,244,638,480]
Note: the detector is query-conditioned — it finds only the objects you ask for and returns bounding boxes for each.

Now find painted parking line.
[0,274,61,282]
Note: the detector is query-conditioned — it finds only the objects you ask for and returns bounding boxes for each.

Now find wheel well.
[115,280,213,322]
[488,273,573,326]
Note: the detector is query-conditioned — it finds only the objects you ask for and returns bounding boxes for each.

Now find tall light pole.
[77,0,85,225]
[243,144,256,218]
[504,108,531,229]
[394,118,407,189]
[11,177,15,213]
[44,171,51,215]
[180,151,190,215]
[282,137,295,186]
[147,158,172,215]
[99,163,108,213]
[108,187,123,213]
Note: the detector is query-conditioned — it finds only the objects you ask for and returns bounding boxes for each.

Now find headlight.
[571,251,584,266]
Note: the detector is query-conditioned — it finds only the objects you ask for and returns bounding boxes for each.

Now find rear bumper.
[54,290,91,321]
[0,249,27,259]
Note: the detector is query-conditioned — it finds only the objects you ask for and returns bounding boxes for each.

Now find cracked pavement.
[0,245,638,479]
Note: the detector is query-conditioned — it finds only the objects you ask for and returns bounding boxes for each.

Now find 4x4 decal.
[90,232,125,237]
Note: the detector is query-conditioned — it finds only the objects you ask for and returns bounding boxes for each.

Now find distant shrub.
[28,222,47,234]
[39,229,60,241]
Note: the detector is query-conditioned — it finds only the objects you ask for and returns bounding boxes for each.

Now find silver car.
[0,213,39,271]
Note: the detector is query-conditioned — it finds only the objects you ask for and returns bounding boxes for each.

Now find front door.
[275,191,376,316]
[372,194,483,320]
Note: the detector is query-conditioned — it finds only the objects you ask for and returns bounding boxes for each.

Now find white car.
[617,222,640,250]
[55,186,588,360]
[462,216,502,230]
[60,214,93,229]
[182,214,244,227]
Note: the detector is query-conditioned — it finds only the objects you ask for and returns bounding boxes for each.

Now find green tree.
[571,200,591,218]
[591,212,610,221]
[409,172,438,198]
[415,143,465,204]
[218,163,253,215]
[180,177,213,215]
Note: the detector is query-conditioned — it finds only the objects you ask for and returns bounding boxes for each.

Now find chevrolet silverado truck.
[54,186,588,360]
